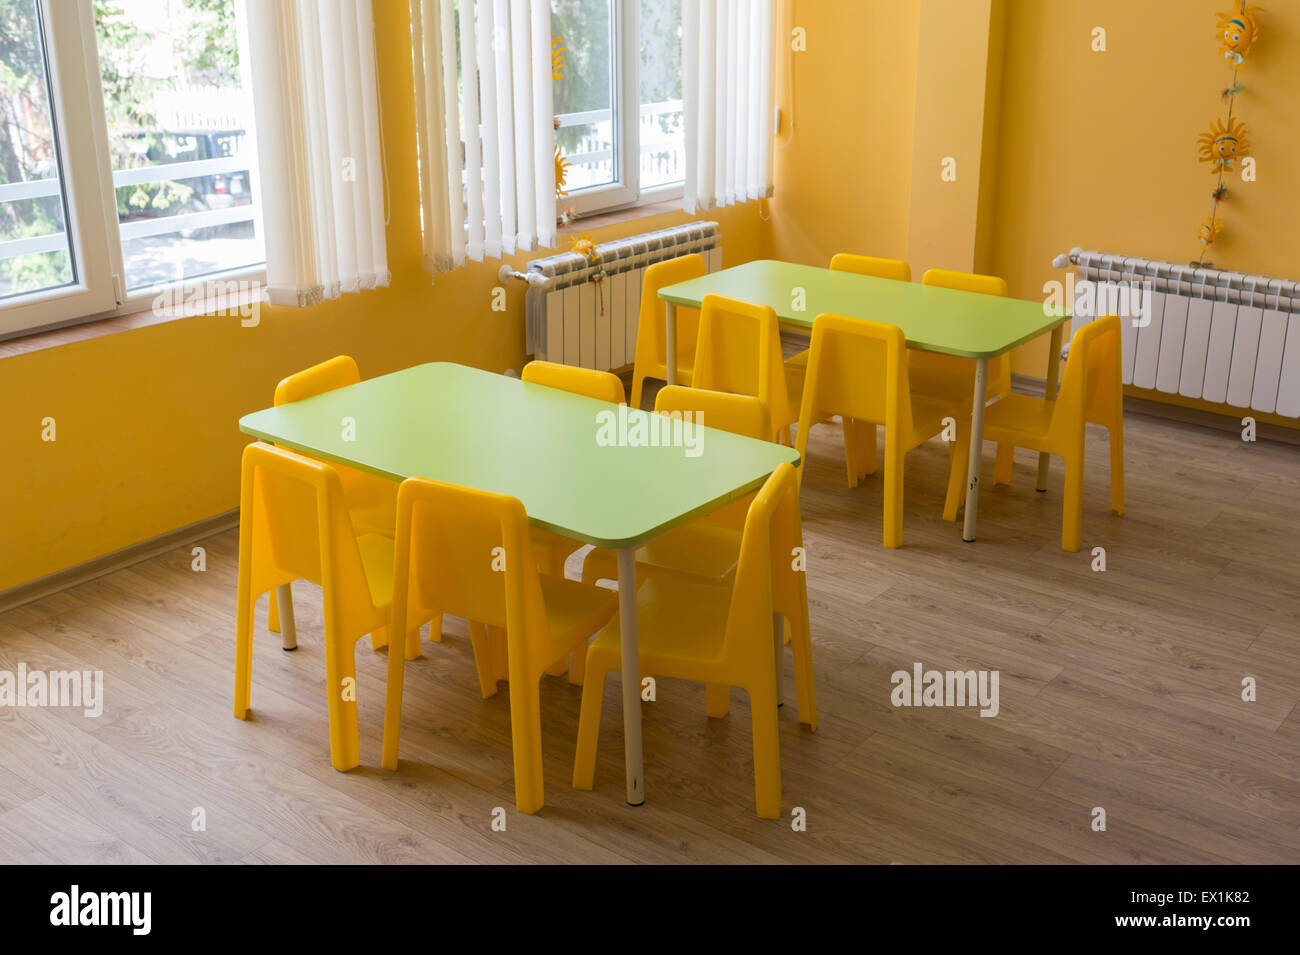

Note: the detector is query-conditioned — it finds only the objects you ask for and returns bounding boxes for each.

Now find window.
[0,0,262,338]
[551,0,683,216]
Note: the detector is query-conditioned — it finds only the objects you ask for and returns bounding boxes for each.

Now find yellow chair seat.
[589,575,733,668]
[982,393,1056,445]
[345,480,399,537]
[356,533,396,608]
[538,574,621,642]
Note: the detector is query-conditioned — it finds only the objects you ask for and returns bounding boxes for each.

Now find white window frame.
[558,0,683,218]
[0,0,266,340]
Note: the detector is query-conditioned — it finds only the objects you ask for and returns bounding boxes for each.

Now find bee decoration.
[551,36,567,80]
[1196,116,1250,172]
[1215,1,1259,68]
[1198,216,1224,247]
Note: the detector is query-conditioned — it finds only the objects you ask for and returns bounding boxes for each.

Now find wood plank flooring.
[1,398,1298,863]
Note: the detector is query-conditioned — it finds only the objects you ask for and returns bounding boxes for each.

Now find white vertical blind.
[682,0,774,213]
[412,0,556,272]
[244,0,389,306]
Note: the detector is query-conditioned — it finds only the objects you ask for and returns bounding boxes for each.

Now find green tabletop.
[660,259,1067,360]
[239,362,798,549]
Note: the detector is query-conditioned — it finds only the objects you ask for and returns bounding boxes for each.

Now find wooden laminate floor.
[1,400,1298,864]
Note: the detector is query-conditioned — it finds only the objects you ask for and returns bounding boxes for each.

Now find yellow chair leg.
[705,682,731,718]
[545,657,569,677]
[403,628,422,661]
[1109,424,1125,515]
[469,622,502,698]
[507,652,546,814]
[786,602,818,731]
[882,438,904,549]
[568,639,588,686]
[382,625,406,771]
[572,650,611,790]
[323,629,361,772]
[267,586,280,633]
[993,442,1014,486]
[747,679,782,820]
[943,428,969,522]
[629,370,647,411]
[369,626,390,651]
[427,613,444,643]
[234,584,255,720]
[1061,448,1084,552]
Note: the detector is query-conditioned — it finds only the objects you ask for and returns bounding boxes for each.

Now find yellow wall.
[905,0,1003,277]
[990,0,1300,373]
[0,0,767,592]
[765,0,920,267]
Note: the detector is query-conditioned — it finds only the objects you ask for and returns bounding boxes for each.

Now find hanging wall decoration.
[1194,1,1260,266]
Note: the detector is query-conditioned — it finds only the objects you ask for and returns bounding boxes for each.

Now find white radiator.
[1058,248,1300,417]
[524,221,722,372]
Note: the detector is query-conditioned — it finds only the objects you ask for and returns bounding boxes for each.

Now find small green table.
[240,361,798,805]
[660,260,1070,542]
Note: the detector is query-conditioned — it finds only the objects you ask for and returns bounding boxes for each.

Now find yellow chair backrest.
[693,294,790,424]
[240,442,381,624]
[830,254,911,283]
[274,355,361,406]
[521,360,625,404]
[723,462,798,661]
[641,254,707,360]
[654,385,770,441]
[921,268,1009,297]
[802,312,914,437]
[393,477,554,674]
[1057,314,1123,431]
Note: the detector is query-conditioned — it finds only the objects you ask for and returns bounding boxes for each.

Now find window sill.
[0,281,267,360]
[556,197,681,238]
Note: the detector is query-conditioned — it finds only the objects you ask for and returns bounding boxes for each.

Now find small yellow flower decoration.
[1215,1,1259,68]
[571,233,599,264]
[1196,116,1250,171]
[554,145,570,197]
[1198,216,1223,246]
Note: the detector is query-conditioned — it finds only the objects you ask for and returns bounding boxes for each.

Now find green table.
[660,260,1070,542]
[240,361,798,805]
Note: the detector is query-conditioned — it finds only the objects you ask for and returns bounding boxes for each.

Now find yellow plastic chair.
[693,294,799,444]
[581,386,771,585]
[787,254,914,484]
[829,253,912,283]
[573,462,811,819]
[917,268,1016,484]
[520,361,626,577]
[629,254,707,409]
[795,313,971,548]
[234,442,404,772]
[380,477,618,814]
[954,314,1125,552]
[268,356,402,645]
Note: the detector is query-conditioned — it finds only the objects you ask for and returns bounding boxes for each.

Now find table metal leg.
[617,547,645,806]
[1037,325,1064,492]
[276,583,297,650]
[962,358,990,543]
[665,302,678,386]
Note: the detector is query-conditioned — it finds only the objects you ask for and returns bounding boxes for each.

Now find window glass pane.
[551,0,616,192]
[95,0,262,291]
[639,0,683,188]
[0,0,76,300]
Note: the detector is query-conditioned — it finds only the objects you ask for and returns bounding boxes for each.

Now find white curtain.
[682,0,774,213]
[244,0,389,306]
[412,0,556,271]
